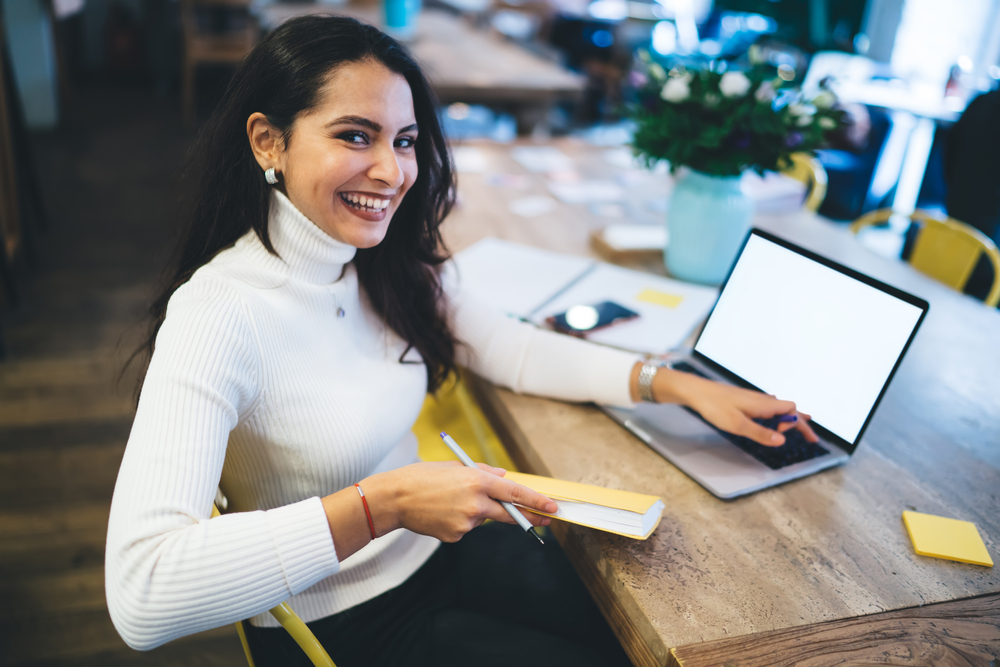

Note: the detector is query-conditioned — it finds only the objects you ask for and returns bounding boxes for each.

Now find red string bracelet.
[355,483,377,541]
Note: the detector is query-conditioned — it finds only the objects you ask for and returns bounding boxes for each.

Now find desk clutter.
[451,237,718,354]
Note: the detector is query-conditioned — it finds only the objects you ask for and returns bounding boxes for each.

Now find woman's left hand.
[637,363,819,447]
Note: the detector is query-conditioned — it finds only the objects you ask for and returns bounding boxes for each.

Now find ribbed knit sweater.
[105,191,638,650]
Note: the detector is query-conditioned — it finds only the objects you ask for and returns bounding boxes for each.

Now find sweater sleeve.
[105,277,339,650]
[444,267,639,408]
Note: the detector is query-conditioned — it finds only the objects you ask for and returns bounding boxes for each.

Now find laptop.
[601,228,929,499]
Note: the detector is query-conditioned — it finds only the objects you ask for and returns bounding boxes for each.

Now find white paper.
[600,224,667,251]
[452,146,489,173]
[509,195,559,218]
[547,180,625,205]
[510,146,575,173]
[450,238,595,318]
[531,264,719,354]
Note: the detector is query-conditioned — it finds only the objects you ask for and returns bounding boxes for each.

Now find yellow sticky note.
[902,511,993,567]
[636,288,683,308]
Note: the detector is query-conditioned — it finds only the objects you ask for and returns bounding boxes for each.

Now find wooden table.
[443,138,1000,666]
[257,3,585,126]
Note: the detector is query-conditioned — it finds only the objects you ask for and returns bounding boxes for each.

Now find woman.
[106,16,815,666]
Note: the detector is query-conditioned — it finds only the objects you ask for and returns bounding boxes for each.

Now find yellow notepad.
[902,511,993,567]
[505,472,664,540]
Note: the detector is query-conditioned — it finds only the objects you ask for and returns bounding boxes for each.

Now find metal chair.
[782,152,828,213]
[850,208,1000,307]
[211,502,337,667]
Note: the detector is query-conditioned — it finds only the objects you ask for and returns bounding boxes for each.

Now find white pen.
[440,432,545,545]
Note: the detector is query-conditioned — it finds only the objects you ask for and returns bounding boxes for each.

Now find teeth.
[342,193,391,211]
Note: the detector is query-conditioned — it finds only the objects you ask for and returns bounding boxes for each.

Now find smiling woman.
[105,15,814,667]
[246,65,420,249]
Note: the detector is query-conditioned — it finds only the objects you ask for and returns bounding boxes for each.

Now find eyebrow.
[325,115,418,134]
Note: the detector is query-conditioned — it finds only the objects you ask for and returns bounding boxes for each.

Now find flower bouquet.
[629,51,844,176]
[627,52,845,284]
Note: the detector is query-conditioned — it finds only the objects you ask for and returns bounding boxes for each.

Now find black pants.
[242,523,633,667]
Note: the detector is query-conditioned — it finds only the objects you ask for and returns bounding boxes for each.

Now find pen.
[777,414,798,423]
[439,432,545,545]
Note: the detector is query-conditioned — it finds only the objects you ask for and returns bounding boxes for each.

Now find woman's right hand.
[361,461,556,543]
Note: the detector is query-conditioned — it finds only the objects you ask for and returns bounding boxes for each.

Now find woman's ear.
[247,112,285,172]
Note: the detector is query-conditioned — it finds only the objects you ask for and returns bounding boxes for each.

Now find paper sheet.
[510,146,574,173]
[451,146,488,173]
[509,195,558,218]
[450,238,595,319]
[547,179,625,205]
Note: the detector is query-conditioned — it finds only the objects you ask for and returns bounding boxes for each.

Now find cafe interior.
[1,0,998,664]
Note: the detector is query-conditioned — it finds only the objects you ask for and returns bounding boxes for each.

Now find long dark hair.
[132,15,457,396]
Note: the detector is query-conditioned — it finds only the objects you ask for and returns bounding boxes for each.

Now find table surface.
[441,138,1000,666]
[257,4,585,104]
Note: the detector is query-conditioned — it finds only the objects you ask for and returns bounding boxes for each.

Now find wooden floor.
[0,84,246,666]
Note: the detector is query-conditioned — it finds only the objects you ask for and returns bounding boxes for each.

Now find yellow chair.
[412,370,516,469]
[850,208,1000,307]
[782,152,828,213]
[211,502,336,667]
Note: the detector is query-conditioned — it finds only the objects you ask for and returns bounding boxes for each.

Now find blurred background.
[0,0,998,664]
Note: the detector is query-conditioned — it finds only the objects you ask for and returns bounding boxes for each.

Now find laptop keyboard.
[670,362,830,470]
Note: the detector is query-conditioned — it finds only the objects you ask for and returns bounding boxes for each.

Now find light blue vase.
[665,170,753,285]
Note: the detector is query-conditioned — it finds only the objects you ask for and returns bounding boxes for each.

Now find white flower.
[789,103,815,125]
[818,116,837,129]
[703,93,721,107]
[661,75,691,103]
[754,81,775,103]
[812,90,836,109]
[719,71,751,98]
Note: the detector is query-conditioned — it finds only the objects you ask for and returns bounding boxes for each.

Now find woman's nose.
[369,143,405,189]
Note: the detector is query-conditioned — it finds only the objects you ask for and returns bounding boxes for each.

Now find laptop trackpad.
[630,402,771,474]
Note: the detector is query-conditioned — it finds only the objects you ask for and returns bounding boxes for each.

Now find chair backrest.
[211,503,337,667]
[850,208,1000,307]
[782,152,828,213]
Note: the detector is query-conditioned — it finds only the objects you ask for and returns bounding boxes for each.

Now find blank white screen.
[695,234,923,443]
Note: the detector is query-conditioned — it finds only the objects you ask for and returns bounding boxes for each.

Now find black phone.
[546,300,640,337]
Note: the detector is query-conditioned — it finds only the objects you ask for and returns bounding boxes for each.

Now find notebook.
[602,228,929,498]
[451,237,718,354]
[504,471,665,540]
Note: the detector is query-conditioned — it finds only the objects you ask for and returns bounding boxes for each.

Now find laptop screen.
[693,230,927,448]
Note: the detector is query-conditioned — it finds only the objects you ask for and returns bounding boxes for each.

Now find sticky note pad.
[636,288,683,309]
[902,511,993,567]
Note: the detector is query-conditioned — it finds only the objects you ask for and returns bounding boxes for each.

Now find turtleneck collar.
[238,190,358,285]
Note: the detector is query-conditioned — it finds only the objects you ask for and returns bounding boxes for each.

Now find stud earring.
[265,167,279,185]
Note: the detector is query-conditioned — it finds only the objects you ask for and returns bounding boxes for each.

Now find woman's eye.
[395,136,416,149]
[339,131,369,145]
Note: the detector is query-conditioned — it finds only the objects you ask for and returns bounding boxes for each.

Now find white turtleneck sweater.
[106,191,638,650]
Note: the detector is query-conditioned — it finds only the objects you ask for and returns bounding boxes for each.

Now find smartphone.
[547,300,640,337]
